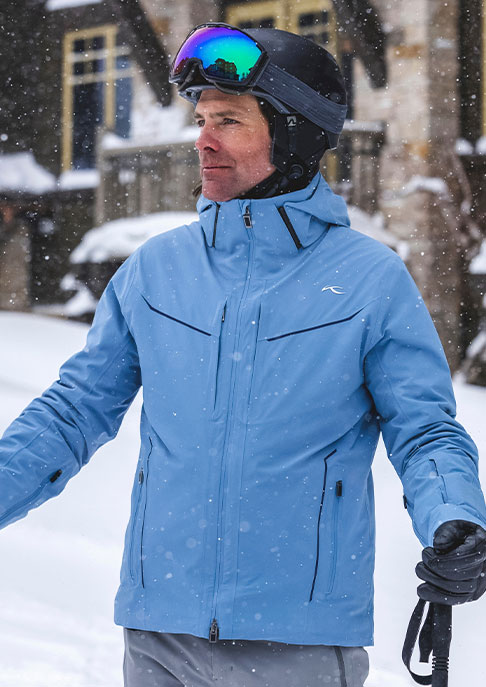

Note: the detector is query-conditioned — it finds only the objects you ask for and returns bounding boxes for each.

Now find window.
[62,25,135,171]
[289,0,337,56]
[226,1,280,31]
[226,0,336,55]
[237,17,275,29]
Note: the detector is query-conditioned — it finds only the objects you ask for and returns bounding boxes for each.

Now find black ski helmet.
[170,24,348,182]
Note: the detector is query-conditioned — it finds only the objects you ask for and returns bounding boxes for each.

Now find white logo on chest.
[321,286,345,295]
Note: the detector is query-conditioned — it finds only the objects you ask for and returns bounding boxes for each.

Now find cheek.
[241,133,272,164]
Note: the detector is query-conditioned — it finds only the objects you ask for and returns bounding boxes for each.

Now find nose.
[195,124,220,153]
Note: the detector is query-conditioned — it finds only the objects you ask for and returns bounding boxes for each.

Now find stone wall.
[354,0,465,369]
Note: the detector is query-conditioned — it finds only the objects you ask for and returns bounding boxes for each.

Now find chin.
[202,183,237,203]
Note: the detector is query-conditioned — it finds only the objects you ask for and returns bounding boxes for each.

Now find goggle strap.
[258,62,347,134]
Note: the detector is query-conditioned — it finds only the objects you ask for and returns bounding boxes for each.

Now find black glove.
[416,519,486,605]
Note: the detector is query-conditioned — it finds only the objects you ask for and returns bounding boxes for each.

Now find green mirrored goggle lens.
[171,25,263,84]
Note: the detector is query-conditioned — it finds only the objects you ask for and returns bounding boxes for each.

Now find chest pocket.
[141,293,217,343]
[137,291,226,419]
[248,300,373,424]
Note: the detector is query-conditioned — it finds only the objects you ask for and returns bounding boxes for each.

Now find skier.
[1,23,486,687]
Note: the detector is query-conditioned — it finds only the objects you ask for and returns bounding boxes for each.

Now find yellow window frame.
[288,0,337,58]
[62,24,133,172]
[226,1,284,29]
[226,0,337,57]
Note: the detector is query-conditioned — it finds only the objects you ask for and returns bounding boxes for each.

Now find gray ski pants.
[123,629,369,687]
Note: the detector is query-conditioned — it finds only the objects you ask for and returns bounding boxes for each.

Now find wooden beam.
[107,0,171,106]
[331,0,387,88]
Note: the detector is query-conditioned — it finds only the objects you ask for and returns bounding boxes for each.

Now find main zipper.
[209,204,254,642]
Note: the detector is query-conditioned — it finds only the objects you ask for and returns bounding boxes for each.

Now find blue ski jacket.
[1,173,485,646]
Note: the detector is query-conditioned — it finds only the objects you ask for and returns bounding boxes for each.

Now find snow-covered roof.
[70,211,199,264]
[476,137,486,155]
[102,103,198,151]
[58,170,100,190]
[342,120,385,134]
[46,0,101,10]
[0,152,56,194]
[470,241,486,274]
[0,154,99,194]
[455,138,474,155]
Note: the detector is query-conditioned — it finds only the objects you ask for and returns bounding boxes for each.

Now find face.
[194,89,276,202]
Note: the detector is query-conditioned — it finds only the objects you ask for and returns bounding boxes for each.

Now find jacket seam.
[369,347,413,460]
[365,257,399,352]
[364,259,416,464]
[115,252,139,312]
[1,416,68,473]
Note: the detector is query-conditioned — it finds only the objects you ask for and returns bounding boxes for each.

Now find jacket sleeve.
[364,256,486,547]
[0,257,141,530]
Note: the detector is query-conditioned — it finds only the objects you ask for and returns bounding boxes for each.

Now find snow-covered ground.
[0,312,485,686]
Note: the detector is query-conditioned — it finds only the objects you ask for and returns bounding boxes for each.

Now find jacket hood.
[196,172,350,251]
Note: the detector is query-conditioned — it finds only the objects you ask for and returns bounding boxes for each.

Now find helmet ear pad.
[269,111,329,179]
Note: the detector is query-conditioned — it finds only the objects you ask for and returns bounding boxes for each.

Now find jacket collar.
[196,173,350,252]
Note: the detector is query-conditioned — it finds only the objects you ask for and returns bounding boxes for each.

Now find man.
[1,23,486,687]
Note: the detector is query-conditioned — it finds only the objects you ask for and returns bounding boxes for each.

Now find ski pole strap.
[402,600,452,687]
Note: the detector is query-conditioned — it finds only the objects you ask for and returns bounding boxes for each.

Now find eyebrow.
[193,110,243,121]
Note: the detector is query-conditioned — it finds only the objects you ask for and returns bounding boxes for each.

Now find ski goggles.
[170,23,348,135]
[170,24,267,89]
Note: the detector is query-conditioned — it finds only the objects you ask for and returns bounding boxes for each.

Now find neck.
[193,165,318,202]
[237,166,317,200]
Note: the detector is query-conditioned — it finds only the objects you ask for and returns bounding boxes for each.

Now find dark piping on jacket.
[277,206,303,250]
[212,204,220,247]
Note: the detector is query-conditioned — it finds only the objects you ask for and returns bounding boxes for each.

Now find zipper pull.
[243,206,252,229]
[50,469,62,483]
[138,468,144,484]
[222,303,226,323]
[209,618,219,643]
[336,480,343,497]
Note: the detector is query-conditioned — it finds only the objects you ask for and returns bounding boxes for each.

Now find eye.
[195,119,204,128]
[223,118,239,125]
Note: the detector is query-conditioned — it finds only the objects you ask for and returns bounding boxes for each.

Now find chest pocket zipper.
[129,438,152,585]
[212,302,227,412]
[141,295,212,337]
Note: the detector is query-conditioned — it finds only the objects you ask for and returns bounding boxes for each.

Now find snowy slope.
[0,312,485,686]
